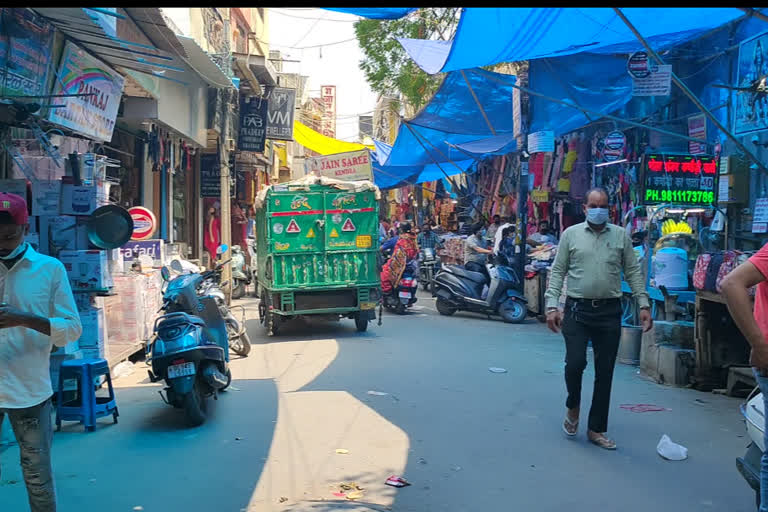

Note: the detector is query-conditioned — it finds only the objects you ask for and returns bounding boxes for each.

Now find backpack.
[704,252,725,292]
[715,250,741,293]
[693,253,712,291]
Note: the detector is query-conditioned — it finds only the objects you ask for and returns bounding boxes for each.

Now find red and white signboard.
[306,149,373,182]
[286,219,301,233]
[342,218,356,232]
[321,85,336,138]
[129,206,156,241]
[688,114,707,155]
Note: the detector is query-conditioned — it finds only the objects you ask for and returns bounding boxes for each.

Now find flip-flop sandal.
[563,415,578,436]
[588,434,617,450]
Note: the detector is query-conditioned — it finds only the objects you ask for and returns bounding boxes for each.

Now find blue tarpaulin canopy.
[398,8,747,74]
[323,8,416,19]
[372,140,478,190]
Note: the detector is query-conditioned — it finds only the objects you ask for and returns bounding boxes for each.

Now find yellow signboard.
[356,235,372,248]
[330,228,339,238]
[306,227,315,238]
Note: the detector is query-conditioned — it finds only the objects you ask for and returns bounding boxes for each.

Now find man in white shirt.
[0,192,82,512]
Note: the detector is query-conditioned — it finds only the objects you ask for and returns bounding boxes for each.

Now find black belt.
[566,297,620,308]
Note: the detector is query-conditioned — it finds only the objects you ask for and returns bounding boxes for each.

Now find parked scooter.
[382,260,419,315]
[419,247,440,294]
[737,387,764,508]
[173,259,252,357]
[231,245,250,300]
[148,250,233,426]
[433,260,527,323]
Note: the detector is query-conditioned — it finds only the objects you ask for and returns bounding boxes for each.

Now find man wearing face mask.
[0,193,82,511]
[544,188,652,450]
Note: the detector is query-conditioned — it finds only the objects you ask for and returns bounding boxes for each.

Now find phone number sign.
[641,153,719,206]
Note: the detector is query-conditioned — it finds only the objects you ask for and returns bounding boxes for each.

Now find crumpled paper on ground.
[657,434,688,461]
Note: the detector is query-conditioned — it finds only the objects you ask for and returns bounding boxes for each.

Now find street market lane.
[0,292,754,511]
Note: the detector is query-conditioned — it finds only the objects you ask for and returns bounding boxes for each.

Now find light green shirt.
[544,222,650,310]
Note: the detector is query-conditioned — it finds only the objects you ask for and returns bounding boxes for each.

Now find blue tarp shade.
[371,140,477,189]
[323,8,416,19]
[410,69,516,134]
[398,8,747,74]
[525,54,633,136]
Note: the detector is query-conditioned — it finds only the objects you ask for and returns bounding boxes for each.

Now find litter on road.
[385,475,411,487]
[367,390,389,396]
[620,404,671,413]
[335,448,349,454]
[657,434,689,461]
[488,367,508,373]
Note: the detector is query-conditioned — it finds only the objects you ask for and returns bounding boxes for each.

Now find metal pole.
[738,8,768,24]
[219,92,233,303]
[613,7,768,176]
[459,70,497,135]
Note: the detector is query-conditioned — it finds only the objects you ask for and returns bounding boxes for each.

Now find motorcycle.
[177,259,252,358]
[419,247,441,294]
[147,253,234,426]
[737,387,764,508]
[231,245,250,300]
[383,260,419,315]
[433,260,527,323]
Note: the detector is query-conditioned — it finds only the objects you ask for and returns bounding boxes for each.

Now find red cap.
[0,192,29,225]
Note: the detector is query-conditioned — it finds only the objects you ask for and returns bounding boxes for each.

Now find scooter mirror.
[170,259,184,273]
[160,266,171,282]
[217,244,228,255]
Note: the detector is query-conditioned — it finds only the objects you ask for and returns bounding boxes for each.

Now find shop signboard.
[119,239,165,263]
[306,149,373,182]
[0,8,55,98]
[48,40,125,142]
[687,114,707,155]
[601,131,626,161]
[632,64,672,97]
[734,30,768,136]
[265,87,296,141]
[128,206,156,241]
[753,198,768,234]
[627,51,652,79]
[527,130,554,154]
[321,85,337,138]
[200,153,221,198]
[641,153,719,206]
[238,96,268,152]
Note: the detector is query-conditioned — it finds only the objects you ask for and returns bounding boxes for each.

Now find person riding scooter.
[464,223,493,279]
[380,223,420,314]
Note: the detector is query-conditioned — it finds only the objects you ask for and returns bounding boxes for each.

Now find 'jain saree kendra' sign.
[48,40,125,142]
[306,149,372,182]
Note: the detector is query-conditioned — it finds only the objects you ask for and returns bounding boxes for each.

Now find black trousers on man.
[562,297,622,433]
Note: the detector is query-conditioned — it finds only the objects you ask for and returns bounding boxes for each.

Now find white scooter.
[737,387,764,508]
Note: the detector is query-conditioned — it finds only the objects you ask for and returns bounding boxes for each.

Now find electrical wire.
[271,37,358,50]
[270,9,358,23]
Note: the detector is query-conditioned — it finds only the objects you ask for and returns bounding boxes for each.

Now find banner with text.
[321,85,336,138]
[48,40,125,141]
[238,96,268,152]
[0,8,54,98]
[265,87,296,141]
[306,149,373,182]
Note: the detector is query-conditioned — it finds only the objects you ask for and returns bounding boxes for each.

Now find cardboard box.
[107,249,124,276]
[60,183,109,215]
[31,180,61,216]
[77,307,106,349]
[0,179,27,198]
[59,250,113,291]
[39,215,90,254]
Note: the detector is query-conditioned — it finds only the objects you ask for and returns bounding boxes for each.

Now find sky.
[267,8,379,143]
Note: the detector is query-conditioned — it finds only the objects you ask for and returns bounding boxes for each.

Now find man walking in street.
[722,243,768,511]
[544,188,652,450]
[0,192,82,511]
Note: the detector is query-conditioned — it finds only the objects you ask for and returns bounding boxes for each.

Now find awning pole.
[613,7,768,175]
[460,70,497,135]
[738,8,768,24]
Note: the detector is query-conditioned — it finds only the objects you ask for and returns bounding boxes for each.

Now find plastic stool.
[56,358,119,432]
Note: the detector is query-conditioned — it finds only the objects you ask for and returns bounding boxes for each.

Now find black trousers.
[562,297,622,433]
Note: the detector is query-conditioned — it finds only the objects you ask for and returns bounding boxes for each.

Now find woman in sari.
[380,223,419,293]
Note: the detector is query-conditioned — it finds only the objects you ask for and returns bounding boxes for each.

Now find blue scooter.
[147,246,233,426]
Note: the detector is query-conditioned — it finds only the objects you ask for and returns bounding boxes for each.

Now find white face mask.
[586,207,609,225]
[0,241,27,260]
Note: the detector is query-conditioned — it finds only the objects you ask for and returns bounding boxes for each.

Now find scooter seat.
[444,265,487,284]
[157,312,206,329]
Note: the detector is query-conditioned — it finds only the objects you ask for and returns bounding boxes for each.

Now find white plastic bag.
[657,434,688,461]
[112,361,135,380]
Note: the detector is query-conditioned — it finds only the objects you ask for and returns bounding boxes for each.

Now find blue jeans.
[0,398,56,512]
[754,368,768,512]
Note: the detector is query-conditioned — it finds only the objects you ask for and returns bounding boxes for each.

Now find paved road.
[1,292,755,511]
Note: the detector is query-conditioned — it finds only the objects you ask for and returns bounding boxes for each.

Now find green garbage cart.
[254,178,381,336]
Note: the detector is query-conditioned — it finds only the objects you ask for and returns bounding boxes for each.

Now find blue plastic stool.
[56,358,119,432]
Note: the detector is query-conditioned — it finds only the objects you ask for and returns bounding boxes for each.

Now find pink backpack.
[693,253,711,291]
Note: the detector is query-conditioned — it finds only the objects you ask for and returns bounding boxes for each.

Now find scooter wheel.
[354,312,368,332]
[232,280,246,300]
[395,302,406,315]
[183,381,207,427]
[500,299,527,324]
[220,368,233,392]
[436,297,457,316]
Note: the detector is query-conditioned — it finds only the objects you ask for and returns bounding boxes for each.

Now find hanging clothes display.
[569,133,591,202]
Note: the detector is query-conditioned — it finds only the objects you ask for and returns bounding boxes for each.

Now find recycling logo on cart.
[286,219,301,234]
[342,218,356,232]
